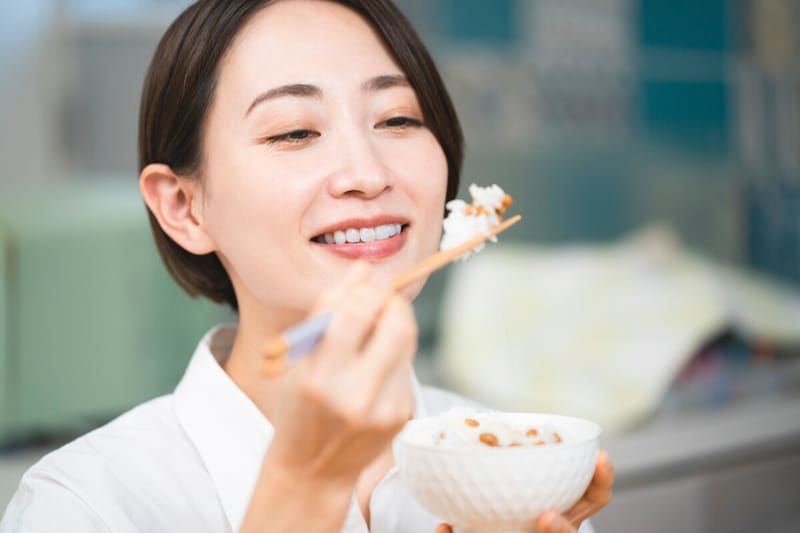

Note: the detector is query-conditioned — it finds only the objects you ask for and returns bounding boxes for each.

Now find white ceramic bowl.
[395,412,600,533]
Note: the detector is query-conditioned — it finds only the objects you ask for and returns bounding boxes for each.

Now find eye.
[378,116,424,130]
[265,129,320,145]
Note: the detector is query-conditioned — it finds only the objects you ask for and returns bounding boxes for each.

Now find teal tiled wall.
[640,0,729,50]
[640,81,730,154]
[439,0,519,45]
[397,0,798,286]
[638,0,732,155]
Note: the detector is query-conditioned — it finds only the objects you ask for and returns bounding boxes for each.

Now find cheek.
[203,145,309,234]
[388,134,448,188]
[404,139,448,247]
[200,167,295,280]
[416,140,449,207]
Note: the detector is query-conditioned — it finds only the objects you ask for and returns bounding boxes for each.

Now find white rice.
[439,184,507,260]
[408,407,564,449]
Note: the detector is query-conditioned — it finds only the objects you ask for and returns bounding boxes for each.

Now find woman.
[1,1,613,531]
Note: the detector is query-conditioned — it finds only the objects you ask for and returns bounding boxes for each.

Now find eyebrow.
[363,74,410,92]
[245,84,322,117]
[245,75,411,118]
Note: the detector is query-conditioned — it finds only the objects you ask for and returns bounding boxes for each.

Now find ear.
[139,163,216,255]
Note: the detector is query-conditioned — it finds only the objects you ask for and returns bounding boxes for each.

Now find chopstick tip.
[264,335,289,359]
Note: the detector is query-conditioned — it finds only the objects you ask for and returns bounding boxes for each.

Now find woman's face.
[197,0,448,316]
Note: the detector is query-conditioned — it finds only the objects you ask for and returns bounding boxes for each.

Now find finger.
[369,361,414,428]
[583,450,614,505]
[319,280,393,360]
[561,500,595,529]
[358,294,417,389]
[536,509,576,533]
[595,450,615,490]
[435,524,452,533]
[563,450,614,525]
[264,261,370,374]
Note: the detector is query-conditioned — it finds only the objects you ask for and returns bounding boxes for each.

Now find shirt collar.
[174,325,271,532]
[174,324,427,532]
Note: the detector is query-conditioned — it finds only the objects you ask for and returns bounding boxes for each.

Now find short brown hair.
[138,0,463,310]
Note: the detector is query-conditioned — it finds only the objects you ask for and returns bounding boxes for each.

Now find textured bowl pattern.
[395,413,599,533]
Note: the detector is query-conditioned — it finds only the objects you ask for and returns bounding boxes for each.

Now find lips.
[312,223,403,244]
[310,216,410,259]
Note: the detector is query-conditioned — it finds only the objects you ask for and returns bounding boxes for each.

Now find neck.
[223,299,306,421]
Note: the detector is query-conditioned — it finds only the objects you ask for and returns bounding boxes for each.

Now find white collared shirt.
[1,326,594,533]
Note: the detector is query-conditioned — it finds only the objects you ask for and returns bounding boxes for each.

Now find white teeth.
[360,227,376,242]
[346,228,360,243]
[317,223,404,244]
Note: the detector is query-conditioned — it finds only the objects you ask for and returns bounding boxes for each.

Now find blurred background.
[1,0,799,531]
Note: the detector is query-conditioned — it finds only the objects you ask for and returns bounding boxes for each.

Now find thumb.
[537,510,576,533]
[435,524,452,533]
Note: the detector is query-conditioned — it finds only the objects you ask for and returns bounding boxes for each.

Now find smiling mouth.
[311,223,408,244]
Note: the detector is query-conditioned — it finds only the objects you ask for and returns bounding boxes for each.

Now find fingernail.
[539,510,557,531]
[599,449,614,472]
[539,510,566,532]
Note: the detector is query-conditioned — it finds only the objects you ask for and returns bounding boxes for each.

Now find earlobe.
[139,163,216,255]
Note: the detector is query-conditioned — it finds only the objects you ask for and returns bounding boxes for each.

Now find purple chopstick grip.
[285,311,334,361]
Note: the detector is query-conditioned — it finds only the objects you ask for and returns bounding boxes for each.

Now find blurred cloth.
[438,225,800,434]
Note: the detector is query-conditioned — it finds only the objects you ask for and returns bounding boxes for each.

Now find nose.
[326,131,394,199]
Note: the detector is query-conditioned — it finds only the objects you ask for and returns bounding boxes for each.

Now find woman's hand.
[266,259,417,481]
[242,261,417,531]
[534,450,614,532]
[435,450,614,533]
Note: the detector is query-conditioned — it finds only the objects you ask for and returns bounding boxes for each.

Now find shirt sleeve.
[0,475,111,533]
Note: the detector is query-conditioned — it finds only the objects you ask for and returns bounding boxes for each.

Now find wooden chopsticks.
[390,214,521,290]
[262,214,522,375]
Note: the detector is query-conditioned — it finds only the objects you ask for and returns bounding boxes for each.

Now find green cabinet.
[1,224,10,439]
[0,181,230,442]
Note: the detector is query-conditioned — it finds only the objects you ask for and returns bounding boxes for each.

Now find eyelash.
[265,129,319,145]
[263,116,424,146]
[379,116,424,129]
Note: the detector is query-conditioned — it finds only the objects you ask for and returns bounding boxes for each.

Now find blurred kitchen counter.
[594,394,800,532]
